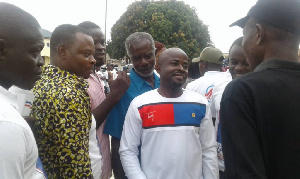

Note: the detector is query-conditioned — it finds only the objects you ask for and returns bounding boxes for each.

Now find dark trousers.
[111,137,127,179]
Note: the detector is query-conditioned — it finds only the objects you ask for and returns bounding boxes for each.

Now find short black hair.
[188,62,201,79]
[50,24,91,57]
[229,37,243,54]
[78,21,101,30]
[0,3,40,42]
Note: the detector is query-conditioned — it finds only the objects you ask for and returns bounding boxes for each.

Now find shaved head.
[158,48,188,65]
[0,3,41,45]
[157,47,189,97]
[0,3,44,90]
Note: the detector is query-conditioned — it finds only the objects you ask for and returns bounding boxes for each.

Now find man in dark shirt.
[220,0,300,178]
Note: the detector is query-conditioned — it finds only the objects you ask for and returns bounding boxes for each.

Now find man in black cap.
[220,0,300,178]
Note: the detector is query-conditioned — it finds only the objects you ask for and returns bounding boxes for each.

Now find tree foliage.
[106,0,212,60]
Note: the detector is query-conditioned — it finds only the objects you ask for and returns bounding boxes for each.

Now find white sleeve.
[0,122,26,178]
[199,103,219,179]
[186,80,200,93]
[119,101,147,179]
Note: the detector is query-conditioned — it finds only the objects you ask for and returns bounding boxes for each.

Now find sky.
[2,0,257,53]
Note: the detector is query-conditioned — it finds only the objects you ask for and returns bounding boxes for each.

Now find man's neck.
[157,86,183,98]
[264,45,299,63]
[143,75,154,87]
[135,70,155,87]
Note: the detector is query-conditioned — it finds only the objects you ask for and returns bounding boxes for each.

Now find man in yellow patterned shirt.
[31,24,96,178]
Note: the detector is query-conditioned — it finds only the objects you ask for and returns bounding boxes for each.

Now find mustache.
[173,70,187,76]
[136,66,152,71]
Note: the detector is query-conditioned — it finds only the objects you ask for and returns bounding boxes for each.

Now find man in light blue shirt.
[104,32,160,179]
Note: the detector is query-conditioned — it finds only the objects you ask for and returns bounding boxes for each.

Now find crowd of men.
[0,0,299,178]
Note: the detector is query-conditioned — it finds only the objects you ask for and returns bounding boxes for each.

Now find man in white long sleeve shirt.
[120,48,218,179]
[0,3,46,178]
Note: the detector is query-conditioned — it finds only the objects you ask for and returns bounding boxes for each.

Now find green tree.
[106,0,211,60]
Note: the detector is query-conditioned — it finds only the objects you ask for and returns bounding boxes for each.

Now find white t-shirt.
[0,86,45,179]
[210,79,232,172]
[89,115,102,179]
[120,89,218,179]
[186,71,231,104]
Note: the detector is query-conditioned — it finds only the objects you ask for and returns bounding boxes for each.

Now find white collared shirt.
[0,86,45,179]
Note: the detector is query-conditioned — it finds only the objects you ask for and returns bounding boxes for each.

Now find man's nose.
[141,57,149,65]
[95,42,105,50]
[90,55,96,64]
[37,54,44,66]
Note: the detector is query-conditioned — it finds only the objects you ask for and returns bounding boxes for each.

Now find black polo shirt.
[220,59,300,178]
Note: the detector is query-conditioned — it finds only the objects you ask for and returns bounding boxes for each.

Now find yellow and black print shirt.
[31,65,93,178]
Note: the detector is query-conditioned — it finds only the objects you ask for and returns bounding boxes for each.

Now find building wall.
[42,38,50,65]
[44,56,50,65]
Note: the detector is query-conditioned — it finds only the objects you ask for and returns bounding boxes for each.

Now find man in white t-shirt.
[120,48,218,179]
[0,3,46,178]
[186,47,231,103]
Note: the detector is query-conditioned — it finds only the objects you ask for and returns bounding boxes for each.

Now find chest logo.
[205,85,215,102]
[146,111,156,121]
[192,113,196,118]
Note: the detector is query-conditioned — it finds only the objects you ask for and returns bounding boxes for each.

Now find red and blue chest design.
[138,102,206,129]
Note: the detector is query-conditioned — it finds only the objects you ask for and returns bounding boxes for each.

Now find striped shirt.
[87,72,112,179]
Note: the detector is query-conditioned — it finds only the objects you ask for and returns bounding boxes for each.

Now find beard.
[134,66,154,78]
[170,76,187,88]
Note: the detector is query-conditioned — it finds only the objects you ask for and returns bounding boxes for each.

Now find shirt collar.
[130,69,160,90]
[0,86,18,109]
[254,59,300,72]
[89,71,100,81]
[43,65,89,90]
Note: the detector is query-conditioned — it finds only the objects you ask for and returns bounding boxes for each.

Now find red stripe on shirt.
[139,103,175,128]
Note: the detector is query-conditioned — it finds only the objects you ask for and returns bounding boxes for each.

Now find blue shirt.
[104,69,160,139]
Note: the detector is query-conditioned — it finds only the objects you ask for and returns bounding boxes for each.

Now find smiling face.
[228,45,252,79]
[2,28,45,89]
[157,48,189,89]
[89,28,105,66]
[64,32,96,79]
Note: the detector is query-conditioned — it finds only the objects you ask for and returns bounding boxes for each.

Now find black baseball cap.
[230,0,300,35]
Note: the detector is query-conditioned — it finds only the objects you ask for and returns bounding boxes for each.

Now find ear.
[156,63,161,75]
[255,24,265,45]
[0,39,7,62]
[203,61,208,69]
[126,55,131,63]
[57,44,68,59]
